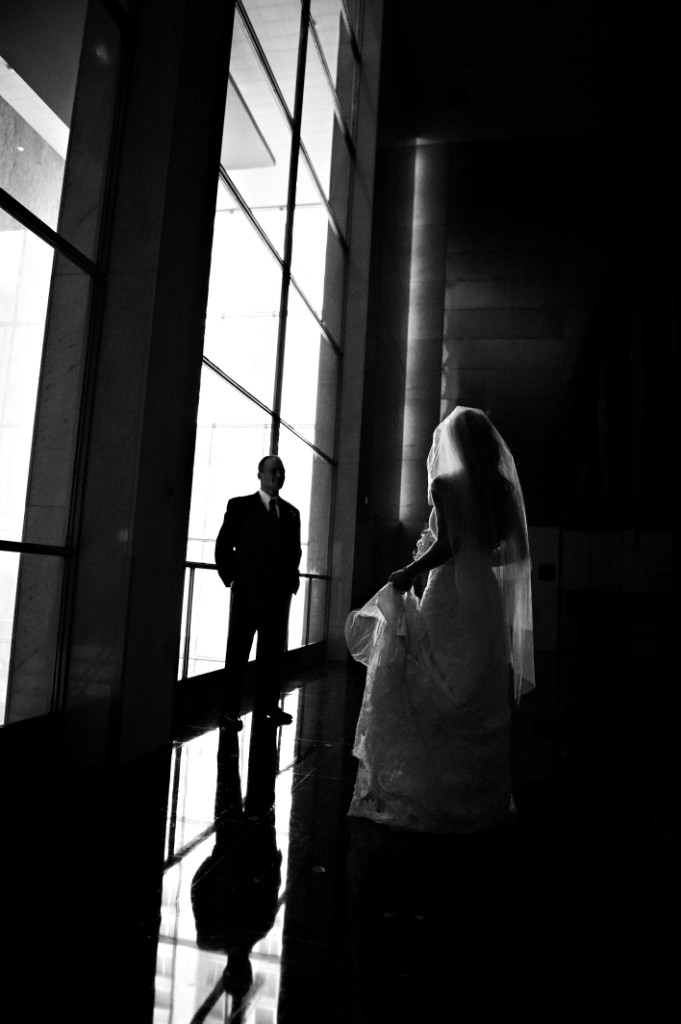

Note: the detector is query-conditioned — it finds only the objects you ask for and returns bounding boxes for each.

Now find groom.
[215,455,301,730]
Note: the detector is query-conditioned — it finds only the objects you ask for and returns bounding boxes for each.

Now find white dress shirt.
[259,489,279,517]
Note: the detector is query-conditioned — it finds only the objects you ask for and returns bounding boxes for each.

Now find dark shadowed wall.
[352,0,677,837]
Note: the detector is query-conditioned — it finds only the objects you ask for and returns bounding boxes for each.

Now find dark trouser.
[223,587,292,720]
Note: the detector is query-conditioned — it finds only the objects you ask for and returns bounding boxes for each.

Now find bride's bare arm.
[389,499,453,591]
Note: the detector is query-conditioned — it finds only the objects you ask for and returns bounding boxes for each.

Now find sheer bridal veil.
[426,406,535,701]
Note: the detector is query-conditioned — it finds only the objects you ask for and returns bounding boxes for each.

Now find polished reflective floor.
[5,656,674,1023]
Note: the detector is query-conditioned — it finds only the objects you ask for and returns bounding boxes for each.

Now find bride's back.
[430,409,526,561]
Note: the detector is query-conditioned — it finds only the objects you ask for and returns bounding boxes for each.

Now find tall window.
[0,0,124,723]
[181,0,362,678]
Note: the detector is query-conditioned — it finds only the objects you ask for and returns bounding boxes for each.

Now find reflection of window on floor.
[155,720,298,1021]
[182,0,363,679]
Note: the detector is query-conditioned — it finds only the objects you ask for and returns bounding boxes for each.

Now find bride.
[346,407,535,833]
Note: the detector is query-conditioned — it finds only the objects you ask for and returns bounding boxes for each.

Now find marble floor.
[4,654,675,1023]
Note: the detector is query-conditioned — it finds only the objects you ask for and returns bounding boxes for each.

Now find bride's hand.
[389,568,412,593]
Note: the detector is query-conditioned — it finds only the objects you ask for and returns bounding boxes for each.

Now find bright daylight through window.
[181,0,360,679]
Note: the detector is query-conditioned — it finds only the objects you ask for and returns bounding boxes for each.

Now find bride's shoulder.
[431,474,464,500]
[432,474,466,518]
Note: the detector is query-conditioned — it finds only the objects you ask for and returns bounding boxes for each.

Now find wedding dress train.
[347,560,513,833]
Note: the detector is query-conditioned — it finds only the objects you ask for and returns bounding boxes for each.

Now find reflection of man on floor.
[215,455,301,730]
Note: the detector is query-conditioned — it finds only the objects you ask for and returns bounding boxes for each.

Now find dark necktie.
[269,498,278,518]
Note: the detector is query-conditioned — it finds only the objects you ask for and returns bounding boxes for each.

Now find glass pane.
[288,579,305,650]
[319,216,345,342]
[222,13,293,256]
[0,2,120,260]
[281,287,339,456]
[325,3,358,132]
[179,567,230,679]
[288,574,327,649]
[241,0,303,115]
[301,16,355,231]
[205,192,283,409]
[1,551,63,724]
[290,159,327,312]
[277,427,332,575]
[0,214,55,542]
[326,117,352,233]
[310,0,343,85]
[187,369,272,564]
[178,565,189,676]
[291,163,346,337]
[0,0,87,231]
[300,23,337,200]
[0,550,19,723]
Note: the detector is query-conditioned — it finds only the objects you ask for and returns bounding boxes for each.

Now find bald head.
[258,456,285,496]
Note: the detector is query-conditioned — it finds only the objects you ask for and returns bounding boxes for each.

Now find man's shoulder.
[227,492,260,510]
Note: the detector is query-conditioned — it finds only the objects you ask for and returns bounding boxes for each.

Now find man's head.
[258,455,285,497]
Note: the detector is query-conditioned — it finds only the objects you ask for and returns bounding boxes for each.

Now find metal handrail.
[180,561,329,681]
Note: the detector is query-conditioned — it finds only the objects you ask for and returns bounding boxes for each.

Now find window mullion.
[0,187,98,277]
[271,0,311,453]
[307,14,354,147]
[235,0,296,128]
[298,143,352,244]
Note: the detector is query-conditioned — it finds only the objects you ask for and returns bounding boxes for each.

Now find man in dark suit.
[215,455,301,730]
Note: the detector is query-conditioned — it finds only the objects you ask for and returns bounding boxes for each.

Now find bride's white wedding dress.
[347,555,513,834]
[347,407,534,835]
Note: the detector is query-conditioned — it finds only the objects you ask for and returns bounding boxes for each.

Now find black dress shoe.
[219,714,243,732]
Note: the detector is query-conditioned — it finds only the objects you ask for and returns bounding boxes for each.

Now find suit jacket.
[215,492,301,598]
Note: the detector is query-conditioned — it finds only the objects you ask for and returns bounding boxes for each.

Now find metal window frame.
[217,171,344,357]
